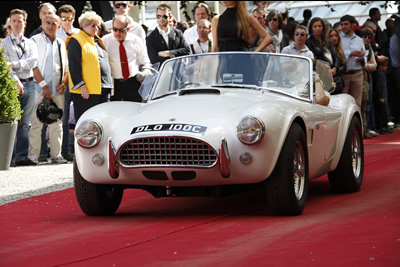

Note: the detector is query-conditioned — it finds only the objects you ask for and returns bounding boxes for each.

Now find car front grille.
[119,137,218,167]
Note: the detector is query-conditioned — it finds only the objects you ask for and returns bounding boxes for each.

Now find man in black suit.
[146,4,190,65]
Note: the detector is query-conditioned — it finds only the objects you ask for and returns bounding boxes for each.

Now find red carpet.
[1,131,399,266]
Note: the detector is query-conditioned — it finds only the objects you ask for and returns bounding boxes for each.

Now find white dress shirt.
[184,24,213,46]
[102,32,151,80]
[156,25,171,47]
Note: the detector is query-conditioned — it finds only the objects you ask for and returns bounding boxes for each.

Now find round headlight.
[75,120,103,148]
[236,116,265,145]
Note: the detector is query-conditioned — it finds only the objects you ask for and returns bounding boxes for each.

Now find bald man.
[29,14,70,164]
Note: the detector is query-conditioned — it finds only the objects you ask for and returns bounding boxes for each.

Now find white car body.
[73,53,364,216]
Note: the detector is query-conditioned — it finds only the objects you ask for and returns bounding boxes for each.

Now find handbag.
[332,75,344,95]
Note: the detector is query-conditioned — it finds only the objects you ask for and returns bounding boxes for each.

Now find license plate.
[131,124,207,135]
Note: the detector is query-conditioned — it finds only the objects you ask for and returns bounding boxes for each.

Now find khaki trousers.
[28,91,65,160]
[343,70,364,108]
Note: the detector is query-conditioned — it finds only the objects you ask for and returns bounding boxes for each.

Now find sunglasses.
[295,32,306,37]
[89,24,100,29]
[157,15,169,20]
[61,17,74,22]
[362,35,372,39]
[268,18,278,22]
[115,3,127,9]
[113,27,127,33]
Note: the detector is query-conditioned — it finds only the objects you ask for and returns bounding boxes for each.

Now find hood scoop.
[178,88,221,96]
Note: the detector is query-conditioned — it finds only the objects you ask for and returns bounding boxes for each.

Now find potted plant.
[0,46,22,170]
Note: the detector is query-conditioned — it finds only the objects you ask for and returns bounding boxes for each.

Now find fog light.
[240,152,253,165]
[92,153,104,166]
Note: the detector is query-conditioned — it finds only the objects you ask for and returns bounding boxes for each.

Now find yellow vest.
[66,30,106,95]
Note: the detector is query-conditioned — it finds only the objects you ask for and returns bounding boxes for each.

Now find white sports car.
[73,52,364,216]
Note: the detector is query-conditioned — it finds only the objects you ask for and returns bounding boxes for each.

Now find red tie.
[119,41,130,80]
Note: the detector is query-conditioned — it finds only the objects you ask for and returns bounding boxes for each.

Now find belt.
[19,77,33,84]
[345,70,362,75]
[115,76,134,83]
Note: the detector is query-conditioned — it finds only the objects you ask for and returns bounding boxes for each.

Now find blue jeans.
[372,71,390,129]
[12,80,36,162]
[62,88,74,155]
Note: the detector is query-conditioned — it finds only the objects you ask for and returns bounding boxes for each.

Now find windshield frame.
[147,52,331,104]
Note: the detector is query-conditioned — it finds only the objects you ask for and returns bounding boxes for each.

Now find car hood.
[80,88,301,148]
[138,88,293,123]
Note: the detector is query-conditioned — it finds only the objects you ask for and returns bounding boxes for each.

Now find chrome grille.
[119,137,218,167]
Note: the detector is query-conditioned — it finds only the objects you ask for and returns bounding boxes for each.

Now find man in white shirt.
[105,1,146,45]
[102,15,151,102]
[183,3,212,45]
[29,14,69,164]
[189,19,212,54]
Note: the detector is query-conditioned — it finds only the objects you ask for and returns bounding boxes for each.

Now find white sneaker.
[51,156,67,164]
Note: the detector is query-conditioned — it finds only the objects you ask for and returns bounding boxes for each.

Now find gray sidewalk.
[0,162,73,205]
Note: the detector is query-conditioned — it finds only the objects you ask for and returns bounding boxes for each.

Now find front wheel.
[74,160,123,216]
[328,116,364,193]
[265,123,309,216]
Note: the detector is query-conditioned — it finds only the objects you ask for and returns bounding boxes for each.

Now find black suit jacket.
[146,27,190,65]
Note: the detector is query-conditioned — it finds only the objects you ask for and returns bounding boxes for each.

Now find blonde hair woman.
[212,1,271,52]
[66,11,113,121]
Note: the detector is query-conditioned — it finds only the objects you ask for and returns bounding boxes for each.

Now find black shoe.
[38,155,48,162]
[10,162,16,167]
[16,158,38,166]
[62,153,74,162]
[378,127,394,134]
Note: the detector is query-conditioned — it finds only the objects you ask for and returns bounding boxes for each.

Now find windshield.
[150,52,333,101]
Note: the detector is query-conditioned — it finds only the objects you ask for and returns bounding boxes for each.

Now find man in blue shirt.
[0,9,38,166]
[340,14,365,108]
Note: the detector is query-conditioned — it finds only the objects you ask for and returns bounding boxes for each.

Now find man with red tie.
[102,15,151,102]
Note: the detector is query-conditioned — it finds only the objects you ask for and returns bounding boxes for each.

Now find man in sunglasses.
[146,3,189,65]
[105,1,146,45]
[56,4,79,162]
[102,15,151,102]
[56,4,79,42]
[265,10,289,53]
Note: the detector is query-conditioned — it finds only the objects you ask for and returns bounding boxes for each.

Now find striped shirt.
[0,33,38,82]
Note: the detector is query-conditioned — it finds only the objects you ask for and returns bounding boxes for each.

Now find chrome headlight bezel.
[236,116,265,145]
[75,120,103,148]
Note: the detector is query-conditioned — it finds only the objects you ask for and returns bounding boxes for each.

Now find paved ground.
[0,162,73,205]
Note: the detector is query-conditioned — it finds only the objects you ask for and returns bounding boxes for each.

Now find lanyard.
[197,38,212,53]
[11,38,25,60]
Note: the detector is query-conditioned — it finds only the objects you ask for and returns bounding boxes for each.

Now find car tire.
[266,123,309,216]
[328,116,364,193]
[73,160,123,216]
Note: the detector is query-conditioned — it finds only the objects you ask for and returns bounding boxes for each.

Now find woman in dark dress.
[212,1,271,52]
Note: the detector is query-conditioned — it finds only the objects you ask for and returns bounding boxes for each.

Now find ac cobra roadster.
[73,52,364,216]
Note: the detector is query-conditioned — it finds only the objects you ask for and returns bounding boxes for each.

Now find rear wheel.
[266,123,309,216]
[328,116,364,193]
[74,160,123,216]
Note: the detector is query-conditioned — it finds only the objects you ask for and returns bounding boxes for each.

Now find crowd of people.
[1,1,399,167]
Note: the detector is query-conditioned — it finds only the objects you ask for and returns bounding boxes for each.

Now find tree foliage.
[0,46,22,123]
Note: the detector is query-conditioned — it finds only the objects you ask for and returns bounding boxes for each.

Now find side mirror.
[138,63,160,102]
